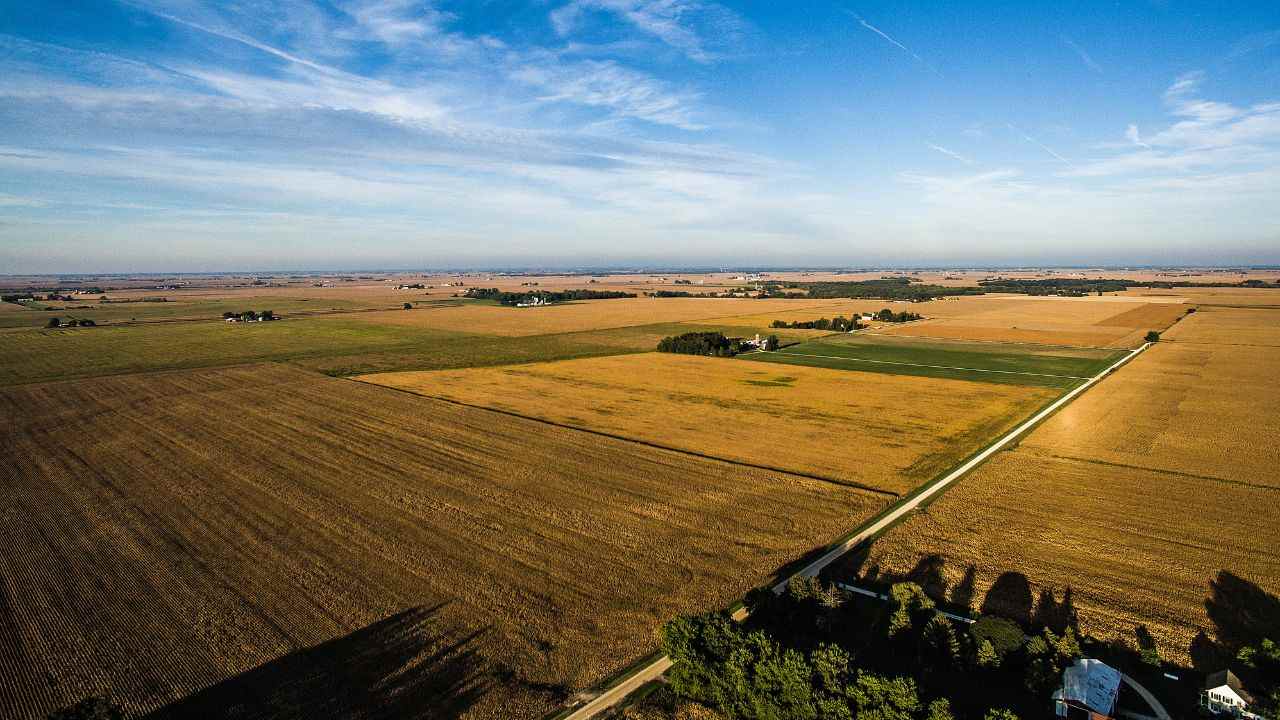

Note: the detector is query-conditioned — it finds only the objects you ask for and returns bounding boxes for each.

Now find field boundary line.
[552,341,1152,720]
[348,378,900,499]
[858,330,1123,351]
[762,350,1091,380]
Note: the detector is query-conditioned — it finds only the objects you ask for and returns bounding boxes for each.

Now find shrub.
[46,317,61,328]
[1145,330,1161,343]
[970,616,1023,659]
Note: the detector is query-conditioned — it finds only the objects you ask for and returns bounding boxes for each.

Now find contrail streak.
[847,11,943,78]
[1007,122,1075,169]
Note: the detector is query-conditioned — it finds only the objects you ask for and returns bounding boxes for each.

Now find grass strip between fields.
[550,342,1153,720]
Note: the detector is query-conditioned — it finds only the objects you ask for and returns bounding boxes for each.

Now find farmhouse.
[1201,670,1261,719]
[1053,658,1121,720]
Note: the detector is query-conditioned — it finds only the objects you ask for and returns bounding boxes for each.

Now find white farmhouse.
[1202,670,1262,719]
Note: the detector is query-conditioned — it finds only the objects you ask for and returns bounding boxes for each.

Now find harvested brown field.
[0,364,884,720]
[880,296,1188,348]
[338,297,862,336]
[850,307,1280,665]
[357,353,1058,495]
[1161,305,1280,347]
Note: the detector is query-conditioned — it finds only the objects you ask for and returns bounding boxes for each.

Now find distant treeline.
[100,296,169,304]
[980,277,1280,296]
[222,310,277,321]
[772,309,921,330]
[790,278,985,302]
[773,315,860,331]
[647,290,722,298]
[657,332,744,357]
[45,317,96,328]
[464,287,635,305]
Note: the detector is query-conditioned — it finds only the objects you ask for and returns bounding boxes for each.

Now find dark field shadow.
[1205,570,1280,651]
[145,604,491,720]
[979,571,1034,626]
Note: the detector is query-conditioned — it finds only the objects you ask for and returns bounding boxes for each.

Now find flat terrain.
[359,352,1058,495]
[848,305,1280,665]
[876,296,1188,348]
[0,364,884,720]
[338,297,867,336]
[744,334,1124,388]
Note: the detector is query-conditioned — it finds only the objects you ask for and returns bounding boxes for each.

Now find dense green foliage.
[977,279,1130,296]
[661,580,1047,720]
[221,310,276,321]
[875,309,923,323]
[657,331,743,357]
[794,278,982,302]
[463,287,635,305]
[1237,638,1280,719]
[771,316,860,331]
[1145,330,1161,342]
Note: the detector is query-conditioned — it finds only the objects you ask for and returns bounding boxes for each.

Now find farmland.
[358,352,1058,495]
[848,305,1280,665]
[0,363,884,720]
[744,334,1125,388]
[876,296,1188,348]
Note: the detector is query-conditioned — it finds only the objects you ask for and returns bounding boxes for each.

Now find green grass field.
[741,334,1126,388]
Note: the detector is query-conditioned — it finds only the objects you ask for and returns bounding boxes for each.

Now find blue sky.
[1,0,1278,272]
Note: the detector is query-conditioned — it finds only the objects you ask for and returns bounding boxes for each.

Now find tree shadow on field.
[980,572,1034,627]
[145,604,491,720]
[1192,570,1280,669]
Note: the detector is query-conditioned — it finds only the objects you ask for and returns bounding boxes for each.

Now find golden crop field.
[879,296,1187,348]
[358,352,1058,495]
[854,306,1280,664]
[0,363,884,720]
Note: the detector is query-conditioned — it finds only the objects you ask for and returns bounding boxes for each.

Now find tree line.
[657,332,744,357]
[463,287,635,305]
[221,310,276,321]
[770,309,922,331]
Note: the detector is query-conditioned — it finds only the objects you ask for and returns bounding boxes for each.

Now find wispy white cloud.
[846,11,942,78]
[551,0,746,63]
[1125,124,1151,149]
[1062,36,1102,73]
[511,58,705,129]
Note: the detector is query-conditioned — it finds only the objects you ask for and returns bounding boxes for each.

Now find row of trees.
[796,278,984,302]
[771,316,860,331]
[657,332,743,357]
[221,310,276,321]
[463,287,635,305]
[45,317,96,328]
[874,309,923,323]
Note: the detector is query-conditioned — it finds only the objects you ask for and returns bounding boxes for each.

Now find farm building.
[1053,658,1121,720]
[1201,670,1262,719]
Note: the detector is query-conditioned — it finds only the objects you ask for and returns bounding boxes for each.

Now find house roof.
[1061,658,1122,716]
[1205,670,1254,704]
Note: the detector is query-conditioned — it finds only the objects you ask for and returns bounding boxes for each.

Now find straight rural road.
[557,341,1153,720]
